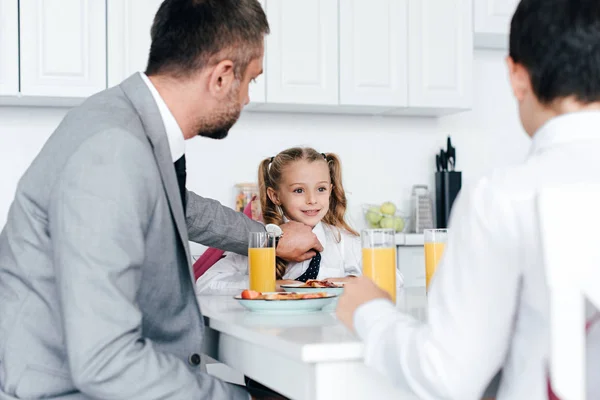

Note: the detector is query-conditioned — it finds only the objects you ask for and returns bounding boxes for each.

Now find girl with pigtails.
[196,146,404,295]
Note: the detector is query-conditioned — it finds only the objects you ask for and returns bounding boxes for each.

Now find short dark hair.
[509,0,600,104]
[146,0,269,78]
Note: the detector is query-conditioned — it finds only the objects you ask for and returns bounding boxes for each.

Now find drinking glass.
[248,232,276,292]
[361,229,397,302]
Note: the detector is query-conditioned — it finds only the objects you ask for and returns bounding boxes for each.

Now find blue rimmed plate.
[234,292,337,314]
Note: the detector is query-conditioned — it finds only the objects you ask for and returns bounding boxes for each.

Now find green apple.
[379,216,395,229]
[393,216,405,232]
[380,201,396,216]
[368,220,380,228]
[365,206,382,225]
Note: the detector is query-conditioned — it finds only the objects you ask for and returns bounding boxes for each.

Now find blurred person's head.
[507,0,600,136]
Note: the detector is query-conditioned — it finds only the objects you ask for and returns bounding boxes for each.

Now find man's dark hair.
[509,0,600,104]
[146,0,269,78]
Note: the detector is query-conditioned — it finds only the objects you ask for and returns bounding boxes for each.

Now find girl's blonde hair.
[257,147,358,279]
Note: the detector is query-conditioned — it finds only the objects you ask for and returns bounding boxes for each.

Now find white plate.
[234,292,337,314]
[280,283,344,296]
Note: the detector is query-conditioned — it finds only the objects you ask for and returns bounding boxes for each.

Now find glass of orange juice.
[361,229,397,302]
[424,229,447,291]
[248,232,276,292]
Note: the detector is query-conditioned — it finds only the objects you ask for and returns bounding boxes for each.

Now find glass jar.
[234,183,261,221]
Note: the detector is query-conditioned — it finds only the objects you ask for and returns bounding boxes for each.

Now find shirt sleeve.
[353,178,523,400]
[195,252,249,295]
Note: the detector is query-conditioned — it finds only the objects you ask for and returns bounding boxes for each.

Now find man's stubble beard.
[195,81,243,140]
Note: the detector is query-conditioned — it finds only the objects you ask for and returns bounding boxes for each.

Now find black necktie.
[174,155,187,211]
[295,252,321,282]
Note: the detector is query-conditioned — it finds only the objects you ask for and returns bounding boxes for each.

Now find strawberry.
[241,289,261,300]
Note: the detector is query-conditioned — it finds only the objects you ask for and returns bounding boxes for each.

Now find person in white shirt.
[196,147,403,295]
[336,0,600,399]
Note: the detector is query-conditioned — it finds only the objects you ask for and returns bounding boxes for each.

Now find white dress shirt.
[354,111,600,400]
[140,72,185,161]
[195,222,376,295]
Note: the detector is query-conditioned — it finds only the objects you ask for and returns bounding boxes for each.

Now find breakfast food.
[239,289,329,300]
[301,279,342,288]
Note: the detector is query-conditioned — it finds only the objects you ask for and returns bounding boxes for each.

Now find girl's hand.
[323,276,357,284]
[275,279,299,292]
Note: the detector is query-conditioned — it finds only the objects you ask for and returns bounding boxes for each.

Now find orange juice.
[424,242,446,289]
[248,247,276,292]
[362,247,397,301]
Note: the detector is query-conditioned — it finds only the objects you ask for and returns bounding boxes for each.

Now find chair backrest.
[538,184,600,400]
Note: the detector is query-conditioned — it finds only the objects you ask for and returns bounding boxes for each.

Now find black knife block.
[435,171,462,229]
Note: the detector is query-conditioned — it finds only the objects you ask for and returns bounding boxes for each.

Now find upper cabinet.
[261,0,472,115]
[265,0,338,105]
[19,0,106,98]
[248,0,266,106]
[406,0,472,111]
[339,0,408,109]
[0,0,18,95]
[339,0,472,115]
[474,0,519,49]
[1,0,474,116]
[107,0,163,87]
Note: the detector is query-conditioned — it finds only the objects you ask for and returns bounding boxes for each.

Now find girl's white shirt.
[195,222,404,295]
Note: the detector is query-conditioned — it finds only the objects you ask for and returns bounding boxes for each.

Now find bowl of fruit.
[362,202,408,232]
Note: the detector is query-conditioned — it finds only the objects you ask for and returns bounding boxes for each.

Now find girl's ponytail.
[323,153,358,237]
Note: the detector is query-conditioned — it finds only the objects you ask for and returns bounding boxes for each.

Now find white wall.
[0,50,530,254]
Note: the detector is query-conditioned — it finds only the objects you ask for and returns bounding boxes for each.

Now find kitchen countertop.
[197,287,428,364]
[199,287,501,399]
[198,287,427,399]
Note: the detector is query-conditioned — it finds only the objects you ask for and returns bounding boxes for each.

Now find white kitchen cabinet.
[3,0,475,115]
[339,0,408,109]
[405,0,473,112]
[474,0,519,49]
[339,0,472,115]
[397,245,426,288]
[0,0,18,95]
[265,0,338,105]
[19,0,106,97]
[107,0,163,87]
[247,0,266,106]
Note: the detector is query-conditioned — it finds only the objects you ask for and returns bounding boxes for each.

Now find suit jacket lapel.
[119,73,191,271]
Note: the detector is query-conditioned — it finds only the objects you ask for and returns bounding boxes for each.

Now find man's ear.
[208,59,235,98]
[506,56,532,103]
[267,187,281,205]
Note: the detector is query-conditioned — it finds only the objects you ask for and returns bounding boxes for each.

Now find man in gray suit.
[0,0,322,399]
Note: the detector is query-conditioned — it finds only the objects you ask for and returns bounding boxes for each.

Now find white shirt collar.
[312,222,327,252]
[139,72,185,162]
[530,110,600,156]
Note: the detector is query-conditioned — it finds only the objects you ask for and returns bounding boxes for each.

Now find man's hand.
[336,276,391,332]
[276,221,323,262]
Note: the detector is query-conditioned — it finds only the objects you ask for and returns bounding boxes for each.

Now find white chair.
[538,185,600,400]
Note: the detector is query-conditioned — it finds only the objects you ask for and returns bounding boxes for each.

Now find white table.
[198,288,427,400]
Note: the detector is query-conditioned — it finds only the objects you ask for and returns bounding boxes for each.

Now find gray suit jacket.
[0,74,264,399]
